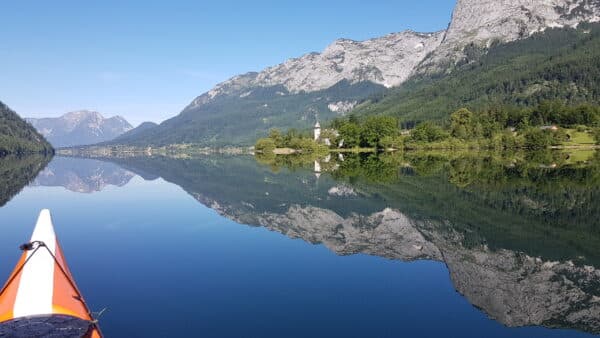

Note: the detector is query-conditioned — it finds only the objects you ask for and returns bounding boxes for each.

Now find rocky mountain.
[104,29,445,146]
[193,0,600,97]
[108,0,600,147]
[0,101,53,155]
[353,22,600,122]
[27,110,132,148]
[190,30,445,105]
[419,0,600,72]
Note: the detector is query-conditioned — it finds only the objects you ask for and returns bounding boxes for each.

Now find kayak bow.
[0,209,102,337]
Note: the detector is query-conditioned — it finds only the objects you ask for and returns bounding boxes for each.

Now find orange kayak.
[0,209,102,337]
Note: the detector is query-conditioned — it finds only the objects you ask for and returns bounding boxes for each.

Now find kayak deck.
[0,210,102,337]
[0,315,95,338]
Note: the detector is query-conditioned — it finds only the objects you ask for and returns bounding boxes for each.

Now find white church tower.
[314,121,321,141]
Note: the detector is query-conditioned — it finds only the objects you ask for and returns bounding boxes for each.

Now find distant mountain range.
[102,0,600,147]
[27,110,133,148]
[0,101,53,155]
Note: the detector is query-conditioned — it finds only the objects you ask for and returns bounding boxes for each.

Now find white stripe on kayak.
[13,209,57,318]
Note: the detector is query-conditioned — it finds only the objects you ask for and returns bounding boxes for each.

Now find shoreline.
[55,142,599,160]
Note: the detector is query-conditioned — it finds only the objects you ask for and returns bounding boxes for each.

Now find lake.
[0,152,598,338]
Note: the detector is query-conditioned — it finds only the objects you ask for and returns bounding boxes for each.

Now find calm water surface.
[0,154,598,338]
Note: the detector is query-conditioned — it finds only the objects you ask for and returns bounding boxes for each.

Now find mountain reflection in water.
[31,157,135,193]
[3,151,599,335]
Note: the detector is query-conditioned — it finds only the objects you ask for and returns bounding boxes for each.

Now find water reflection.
[31,157,135,193]
[0,155,50,207]
[5,152,599,335]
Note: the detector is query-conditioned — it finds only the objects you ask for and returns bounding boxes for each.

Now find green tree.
[283,129,301,145]
[410,122,449,143]
[255,138,276,153]
[380,135,404,150]
[450,108,484,139]
[339,122,362,148]
[360,116,398,148]
[523,128,553,149]
[268,129,284,148]
[450,108,473,139]
[297,138,319,153]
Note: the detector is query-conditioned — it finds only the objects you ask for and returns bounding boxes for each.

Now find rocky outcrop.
[418,0,600,72]
[186,31,445,109]
[188,0,600,107]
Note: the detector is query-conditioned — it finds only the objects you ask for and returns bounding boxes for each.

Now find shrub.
[410,122,449,143]
[552,128,568,145]
[523,128,553,149]
[268,129,285,148]
[380,135,404,150]
[255,138,276,153]
[500,130,522,149]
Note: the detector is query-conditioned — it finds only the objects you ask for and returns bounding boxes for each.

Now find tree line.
[329,101,600,150]
[256,101,600,152]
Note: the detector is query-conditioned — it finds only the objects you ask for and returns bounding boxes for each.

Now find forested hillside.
[353,23,600,125]
[0,101,53,155]
[110,81,385,146]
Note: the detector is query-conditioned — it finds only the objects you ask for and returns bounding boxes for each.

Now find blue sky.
[0,0,456,125]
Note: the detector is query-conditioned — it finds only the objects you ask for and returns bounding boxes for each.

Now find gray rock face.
[186,31,445,109]
[419,0,600,72]
[187,0,600,109]
[27,111,132,148]
[448,0,600,43]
